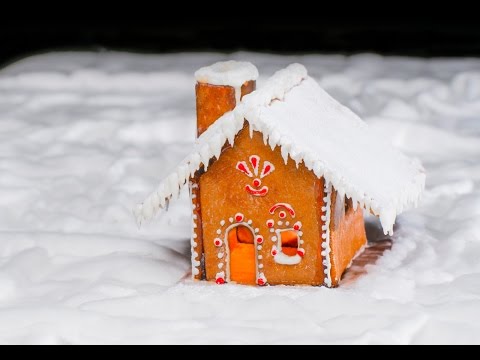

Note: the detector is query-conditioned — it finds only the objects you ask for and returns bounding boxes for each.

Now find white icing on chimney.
[195,61,259,102]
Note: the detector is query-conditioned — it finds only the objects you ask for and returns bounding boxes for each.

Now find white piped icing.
[135,63,425,235]
[195,61,258,88]
[321,183,333,287]
[274,252,302,266]
[189,181,201,279]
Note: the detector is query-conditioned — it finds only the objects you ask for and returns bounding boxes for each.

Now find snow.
[194,60,259,87]
[1,51,480,344]
[137,63,424,235]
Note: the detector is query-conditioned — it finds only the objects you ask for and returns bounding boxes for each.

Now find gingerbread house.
[135,61,425,287]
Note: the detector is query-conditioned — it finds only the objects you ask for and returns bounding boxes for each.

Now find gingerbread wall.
[328,189,368,286]
[199,124,326,286]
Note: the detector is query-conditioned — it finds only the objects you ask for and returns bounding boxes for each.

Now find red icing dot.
[257,278,265,286]
[297,249,305,257]
[256,236,264,244]
[216,278,225,285]
[267,220,274,228]
[279,211,286,219]
[253,178,261,187]
[294,222,302,231]
[214,238,222,247]
[271,249,277,256]
[264,165,271,174]
[235,213,244,222]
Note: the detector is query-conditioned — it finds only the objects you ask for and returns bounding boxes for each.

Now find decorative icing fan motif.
[236,155,275,197]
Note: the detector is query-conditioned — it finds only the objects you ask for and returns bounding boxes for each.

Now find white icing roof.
[194,61,259,87]
[135,64,425,235]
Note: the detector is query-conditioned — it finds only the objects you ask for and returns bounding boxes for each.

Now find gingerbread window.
[271,226,305,266]
[279,230,299,256]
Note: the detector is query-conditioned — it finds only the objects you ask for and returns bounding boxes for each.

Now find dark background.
[2,17,480,67]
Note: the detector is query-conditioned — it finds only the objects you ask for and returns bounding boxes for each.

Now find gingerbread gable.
[135,64,425,235]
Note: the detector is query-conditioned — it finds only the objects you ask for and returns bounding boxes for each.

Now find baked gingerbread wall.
[328,189,368,286]
[199,124,326,286]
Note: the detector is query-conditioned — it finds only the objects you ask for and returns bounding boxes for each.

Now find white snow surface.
[136,63,424,235]
[1,52,480,344]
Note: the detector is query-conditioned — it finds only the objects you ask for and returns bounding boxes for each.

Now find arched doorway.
[226,223,256,285]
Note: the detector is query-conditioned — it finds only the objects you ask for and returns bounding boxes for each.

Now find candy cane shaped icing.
[269,203,296,218]
[260,161,275,179]
[236,161,253,177]
[249,155,260,176]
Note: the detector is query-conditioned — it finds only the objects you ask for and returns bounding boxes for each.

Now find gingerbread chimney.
[194,61,258,137]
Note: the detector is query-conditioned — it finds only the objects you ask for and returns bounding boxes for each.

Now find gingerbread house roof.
[135,64,425,235]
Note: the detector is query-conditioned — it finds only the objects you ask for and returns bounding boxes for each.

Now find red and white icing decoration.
[293,221,302,231]
[235,213,244,222]
[236,161,254,178]
[236,156,275,197]
[260,161,275,179]
[249,155,260,176]
[257,273,267,286]
[245,185,269,197]
[216,271,226,285]
[214,238,223,247]
[267,204,305,266]
[269,203,296,218]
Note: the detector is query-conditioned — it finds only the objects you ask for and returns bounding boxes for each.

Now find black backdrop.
[2,17,480,66]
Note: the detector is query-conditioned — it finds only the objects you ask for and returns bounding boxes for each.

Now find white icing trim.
[274,251,302,266]
[195,61,259,88]
[189,181,201,278]
[321,183,333,287]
